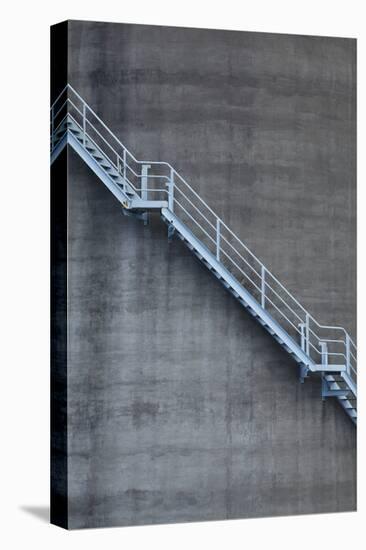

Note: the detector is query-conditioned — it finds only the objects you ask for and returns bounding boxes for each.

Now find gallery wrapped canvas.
[51,20,356,529]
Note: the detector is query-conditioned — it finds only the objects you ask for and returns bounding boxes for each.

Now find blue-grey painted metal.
[161,208,317,369]
[51,84,357,424]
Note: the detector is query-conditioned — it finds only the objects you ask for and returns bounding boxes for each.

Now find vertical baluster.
[141,164,150,200]
[123,149,127,180]
[141,164,150,225]
[168,167,174,212]
[305,313,310,356]
[261,265,266,308]
[346,334,350,375]
[299,322,306,351]
[216,219,220,261]
[320,341,328,369]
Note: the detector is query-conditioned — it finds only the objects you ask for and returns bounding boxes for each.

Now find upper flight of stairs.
[51,84,357,425]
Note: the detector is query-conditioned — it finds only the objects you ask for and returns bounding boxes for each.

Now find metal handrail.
[173,198,217,246]
[62,112,168,198]
[51,84,357,382]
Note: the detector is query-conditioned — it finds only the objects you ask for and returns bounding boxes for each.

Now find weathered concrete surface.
[64,21,355,528]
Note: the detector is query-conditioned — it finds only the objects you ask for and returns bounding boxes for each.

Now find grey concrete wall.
[64,21,355,528]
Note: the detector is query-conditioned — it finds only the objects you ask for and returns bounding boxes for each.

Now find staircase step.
[55,126,67,136]
[315,364,346,373]
[325,376,344,384]
[328,381,347,389]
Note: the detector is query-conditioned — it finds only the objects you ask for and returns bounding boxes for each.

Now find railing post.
[123,149,127,180]
[82,103,86,146]
[216,218,220,261]
[168,168,174,212]
[345,334,350,375]
[261,265,266,308]
[299,323,306,351]
[305,313,310,356]
[319,341,328,369]
[51,105,54,151]
[141,164,150,201]
[141,164,151,226]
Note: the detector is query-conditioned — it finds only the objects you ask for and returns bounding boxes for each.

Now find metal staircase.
[51,84,357,425]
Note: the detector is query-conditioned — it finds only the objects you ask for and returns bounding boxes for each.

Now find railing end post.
[168,167,174,212]
[319,341,328,369]
[141,164,151,201]
[345,333,350,375]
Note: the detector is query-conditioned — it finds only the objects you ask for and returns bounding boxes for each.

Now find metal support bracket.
[299,364,309,384]
[321,377,328,401]
[168,223,176,242]
[122,209,147,222]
